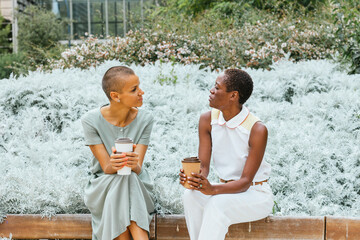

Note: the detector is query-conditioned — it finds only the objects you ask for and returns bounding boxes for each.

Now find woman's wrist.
[211,184,219,195]
[133,164,141,175]
[200,166,209,178]
[104,163,117,174]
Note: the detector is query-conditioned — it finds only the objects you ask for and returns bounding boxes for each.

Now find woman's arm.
[198,111,212,177]
[89,144,148,175]
[89,144,117,174]
[189,121,268,195]
[180,111,212,185]
[127,144,148,174]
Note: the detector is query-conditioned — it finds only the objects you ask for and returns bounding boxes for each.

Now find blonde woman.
[81,66,154,240]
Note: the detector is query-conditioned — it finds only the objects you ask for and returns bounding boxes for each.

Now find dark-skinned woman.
[179,69,273,240]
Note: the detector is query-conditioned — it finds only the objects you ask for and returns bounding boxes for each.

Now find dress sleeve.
[81,116,103,146]
[138,116,154,145]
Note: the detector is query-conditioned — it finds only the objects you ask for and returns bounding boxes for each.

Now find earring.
[117,99,120,103]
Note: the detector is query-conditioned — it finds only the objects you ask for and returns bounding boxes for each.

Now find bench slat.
[227,216,325,239]
[1,214,360,240]
[0,214,156,239]
[326,216,360,240]
[157,215,189,240]
[0,214,92,239]
[156,215,325,240]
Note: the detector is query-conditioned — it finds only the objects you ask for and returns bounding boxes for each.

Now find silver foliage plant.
[0,60,359,222]
[0,235,11,240]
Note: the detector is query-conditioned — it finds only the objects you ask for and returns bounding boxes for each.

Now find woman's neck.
[102,104,136,127]
[221,105,242,122]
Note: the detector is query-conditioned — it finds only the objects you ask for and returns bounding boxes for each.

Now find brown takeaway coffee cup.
[182,157,201,189]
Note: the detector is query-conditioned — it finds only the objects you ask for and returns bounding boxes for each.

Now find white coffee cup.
[115,137,133,175]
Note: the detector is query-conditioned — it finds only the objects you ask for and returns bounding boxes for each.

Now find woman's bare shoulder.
[199,111,211,123]
[250,121,268,143]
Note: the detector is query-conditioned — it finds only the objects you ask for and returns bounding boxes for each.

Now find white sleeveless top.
[211,107,271,182]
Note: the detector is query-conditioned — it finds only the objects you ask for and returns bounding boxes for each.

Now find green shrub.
[39,15,337,72]
[345,46,360,74]
[0,53,27,79]
[157,0,327,16]
[0,15,11,54]
[35,0,346,72]
[332,0,360,74]
[251,0,327,12]
[17,5,65,67]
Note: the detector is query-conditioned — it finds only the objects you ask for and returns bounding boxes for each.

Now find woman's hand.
[179,169,187,186]
[110,147,129,171]
[188,172,216,195]
[124,151,140,172]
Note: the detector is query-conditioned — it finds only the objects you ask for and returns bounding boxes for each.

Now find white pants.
[183,183,274,240]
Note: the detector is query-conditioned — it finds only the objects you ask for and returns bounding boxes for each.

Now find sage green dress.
[81,106,155,240]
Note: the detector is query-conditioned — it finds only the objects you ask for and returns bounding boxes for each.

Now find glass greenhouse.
[35,0,151,39]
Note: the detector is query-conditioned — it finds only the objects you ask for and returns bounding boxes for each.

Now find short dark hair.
[102,66,135,100]
[223,69,253,104]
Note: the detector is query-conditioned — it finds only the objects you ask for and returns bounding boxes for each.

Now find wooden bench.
[0,214,359,239]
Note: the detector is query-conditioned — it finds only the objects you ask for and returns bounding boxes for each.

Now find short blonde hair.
[102,66,135,100]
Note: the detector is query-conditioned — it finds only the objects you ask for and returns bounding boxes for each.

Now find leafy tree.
[17,5,65,65]
[160,0,327,16]
[0,15,11,54]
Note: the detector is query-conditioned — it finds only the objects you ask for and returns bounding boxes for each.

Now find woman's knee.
[183,189,196,203]
[184,189,205,211]
[205,194,229,209]
[203,196,232,223]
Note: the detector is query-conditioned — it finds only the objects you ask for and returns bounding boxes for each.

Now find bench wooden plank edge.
[0,214,155,239]
[1,214,360,239]
[0,214,93,239]
[156,215,327,240]
[325,216,360,240]
[226,216,326,240]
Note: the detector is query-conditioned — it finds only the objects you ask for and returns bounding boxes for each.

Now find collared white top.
[211,107,271,182]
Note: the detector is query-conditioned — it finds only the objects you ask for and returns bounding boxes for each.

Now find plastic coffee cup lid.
[182,157,200,163]
[115,137,133,143]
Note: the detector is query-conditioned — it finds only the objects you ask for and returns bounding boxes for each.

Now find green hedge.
[0,53,26,79]
[0,15,11,54]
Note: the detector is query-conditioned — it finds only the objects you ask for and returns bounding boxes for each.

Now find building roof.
[0,0,13,21]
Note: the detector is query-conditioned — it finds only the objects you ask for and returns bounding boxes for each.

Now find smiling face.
[110,74,144,108]
[209,74,236,110]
